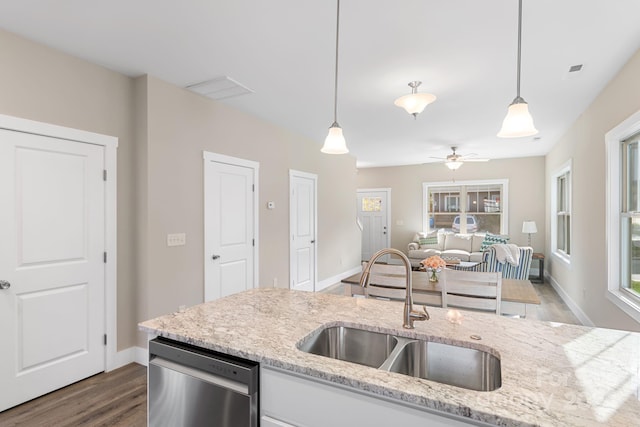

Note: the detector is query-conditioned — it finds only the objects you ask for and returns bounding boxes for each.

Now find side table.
[530,253,545,283]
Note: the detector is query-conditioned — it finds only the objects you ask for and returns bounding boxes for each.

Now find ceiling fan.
[429,146,490,170]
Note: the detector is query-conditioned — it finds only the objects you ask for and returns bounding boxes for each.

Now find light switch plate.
[167,233,186,246]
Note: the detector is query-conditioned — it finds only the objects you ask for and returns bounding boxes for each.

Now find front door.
[357,189,390,262]
[204,154,257,301]
[290,171,317,292]
[0,130,105,412]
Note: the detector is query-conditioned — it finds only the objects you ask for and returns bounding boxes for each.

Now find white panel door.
[0,130,105,412]
[204,160,255,301]
[290,172,317,292]
[357,190,390,262]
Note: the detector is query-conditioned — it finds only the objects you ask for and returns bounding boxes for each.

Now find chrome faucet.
[359,248,429,329]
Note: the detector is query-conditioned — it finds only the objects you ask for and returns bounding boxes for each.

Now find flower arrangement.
[422,255,446,270]
[422,255,446,282]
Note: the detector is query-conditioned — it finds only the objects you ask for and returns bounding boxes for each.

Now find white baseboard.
[316,265,362,292]
[107,346,148,371]
[547,273,594,327]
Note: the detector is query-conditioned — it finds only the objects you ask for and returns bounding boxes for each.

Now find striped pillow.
[480,233,509,251]
[419,236,438,246]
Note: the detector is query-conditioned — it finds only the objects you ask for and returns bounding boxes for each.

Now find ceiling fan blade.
[463,158,490,162]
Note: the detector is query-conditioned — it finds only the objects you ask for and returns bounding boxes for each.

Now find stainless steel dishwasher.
[148,337,259,427]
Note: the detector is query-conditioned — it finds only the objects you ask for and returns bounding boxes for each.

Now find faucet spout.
[359,248,430,329]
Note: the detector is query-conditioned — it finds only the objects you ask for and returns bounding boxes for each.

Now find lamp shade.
[445,160,463,170]
[394,92,437,116]
[498,100,538,138]
[522,220,537,234]
[321,123,348,154]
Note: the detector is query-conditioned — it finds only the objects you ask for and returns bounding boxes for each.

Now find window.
[361,197,382,212]
[606,111,640,323]
[423,179,508,234]
[551,162,571,262]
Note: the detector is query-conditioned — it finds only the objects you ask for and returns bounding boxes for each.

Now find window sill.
[552,251,571,268]
[606,289,640,324]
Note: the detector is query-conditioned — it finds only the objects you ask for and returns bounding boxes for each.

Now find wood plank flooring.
[0,280,579,427]
[0,363,146,427]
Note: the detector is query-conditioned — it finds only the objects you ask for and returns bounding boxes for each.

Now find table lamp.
[522,220,537,247]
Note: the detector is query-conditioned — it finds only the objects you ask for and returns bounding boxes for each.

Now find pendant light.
[497,0,538,138]
[394,81,436,119]
[321,0,348,154]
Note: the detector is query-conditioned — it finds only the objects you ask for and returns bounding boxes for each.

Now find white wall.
[546,48,640,333]
[356,157,546,254]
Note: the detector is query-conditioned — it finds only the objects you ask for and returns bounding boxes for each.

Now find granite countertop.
[139,288,640,426]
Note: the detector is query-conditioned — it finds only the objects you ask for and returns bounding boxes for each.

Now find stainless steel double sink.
[297,325,501,391]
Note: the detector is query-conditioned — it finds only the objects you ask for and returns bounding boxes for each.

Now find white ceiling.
[1,0,639,167]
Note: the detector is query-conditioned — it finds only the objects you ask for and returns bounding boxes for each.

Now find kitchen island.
[139,288,639,426]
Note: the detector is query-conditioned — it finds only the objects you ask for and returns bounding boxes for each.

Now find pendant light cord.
[516,0,522,99]
[332,0,340,124]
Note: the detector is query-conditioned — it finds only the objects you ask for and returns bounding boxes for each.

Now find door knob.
[0,280,10,290]
[211,255,220,260]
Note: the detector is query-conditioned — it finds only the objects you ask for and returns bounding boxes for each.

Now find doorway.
[357,189,391,262]
[203,152,259,301]
[0,115,117,412]
[289,170,317,292]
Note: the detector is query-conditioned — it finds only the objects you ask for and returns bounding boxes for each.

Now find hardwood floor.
[0,279,579,427]
[0,363,147,427]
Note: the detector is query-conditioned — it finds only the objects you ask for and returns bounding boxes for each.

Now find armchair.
[475,245,533,280]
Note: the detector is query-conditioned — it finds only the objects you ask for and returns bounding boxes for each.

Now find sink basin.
[298,325,501,391]
[385,340,501,391]
[298,326,399,368]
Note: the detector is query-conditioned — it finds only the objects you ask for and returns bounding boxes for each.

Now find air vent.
[563,64,584,80]
[186,76,254,100]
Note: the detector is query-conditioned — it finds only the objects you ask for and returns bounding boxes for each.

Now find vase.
[429,268,440,282]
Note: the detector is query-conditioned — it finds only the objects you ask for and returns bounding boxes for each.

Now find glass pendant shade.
[445,160,463,170]
[321,123,348,154]
[497,100,538,138]
[394,93,437,116]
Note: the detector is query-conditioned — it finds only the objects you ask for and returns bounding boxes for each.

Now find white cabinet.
[261,367,487,427]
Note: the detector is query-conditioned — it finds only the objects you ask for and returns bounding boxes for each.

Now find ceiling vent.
[563,64,584,80]
[186,76,254,100]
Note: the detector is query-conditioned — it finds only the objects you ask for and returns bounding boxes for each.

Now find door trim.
[203,151,260,295]
[289,170,318,291]
[357,188,392,251]
[0,113,118,371]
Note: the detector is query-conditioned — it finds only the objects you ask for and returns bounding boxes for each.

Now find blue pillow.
[481,233,509,251]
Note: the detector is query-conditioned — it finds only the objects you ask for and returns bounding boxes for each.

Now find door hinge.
[252,238,255,247]
[103,252,107,263]
[103,170,107,181]
[103,334,107,345]
[252,184,255,192]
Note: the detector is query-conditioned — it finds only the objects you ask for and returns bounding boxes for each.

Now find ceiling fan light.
[321,123,349,154]
[497,100,538,138]
[394,93,437,116]
[445,160,463,170]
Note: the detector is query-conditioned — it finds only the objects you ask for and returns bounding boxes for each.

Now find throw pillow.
[481,233,509,251]
[419,236,438,246]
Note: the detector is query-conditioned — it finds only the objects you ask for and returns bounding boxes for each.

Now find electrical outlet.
[273,277,278,287]
[167,233,186,247]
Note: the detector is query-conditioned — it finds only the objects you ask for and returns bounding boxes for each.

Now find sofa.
[407,231,509,267]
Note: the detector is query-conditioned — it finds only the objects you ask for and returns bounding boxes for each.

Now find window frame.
[606,110,640,323]
[422,179,509,234]
[551,160,572,265]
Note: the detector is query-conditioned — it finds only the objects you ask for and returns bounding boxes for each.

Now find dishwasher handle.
[150,356,249,395]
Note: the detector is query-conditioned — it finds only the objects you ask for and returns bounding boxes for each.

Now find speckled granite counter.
[139,288,640,426]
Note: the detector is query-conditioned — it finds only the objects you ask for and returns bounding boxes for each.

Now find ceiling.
[1,0,639,168]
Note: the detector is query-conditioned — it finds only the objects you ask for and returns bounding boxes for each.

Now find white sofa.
[407,231,497,266]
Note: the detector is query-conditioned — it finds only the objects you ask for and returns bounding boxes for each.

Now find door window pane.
[362,197,382,212]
